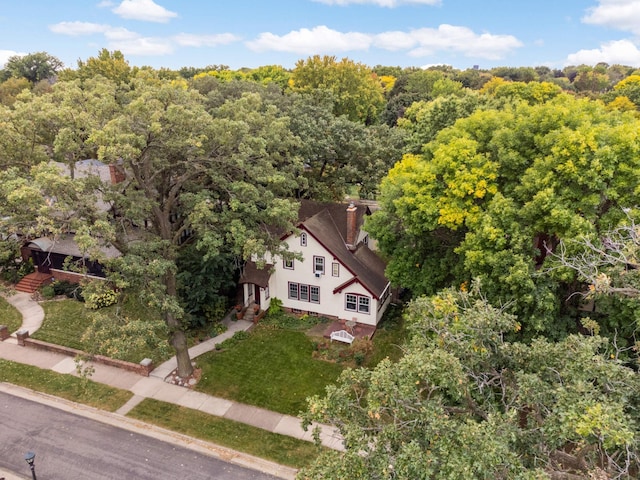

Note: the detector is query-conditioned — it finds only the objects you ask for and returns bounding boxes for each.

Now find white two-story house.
[239,200,391,327]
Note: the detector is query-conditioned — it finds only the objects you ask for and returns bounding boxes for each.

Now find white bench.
[330,329,355,344]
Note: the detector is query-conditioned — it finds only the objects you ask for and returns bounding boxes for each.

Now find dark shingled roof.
[297,200,369,240]
[301,203,389,299]
[244,200,388,299]
[239,262,273,287]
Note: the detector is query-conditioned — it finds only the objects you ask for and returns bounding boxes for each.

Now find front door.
[254,285,261,307]
[32,251,50,274]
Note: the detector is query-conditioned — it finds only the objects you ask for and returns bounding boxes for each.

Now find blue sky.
[2,0,640,71]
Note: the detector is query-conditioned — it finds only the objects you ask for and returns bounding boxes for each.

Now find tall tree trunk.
[165,268,193,378]
[170,325,193,378]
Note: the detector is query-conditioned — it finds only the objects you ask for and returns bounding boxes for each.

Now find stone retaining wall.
[15,331,153,376]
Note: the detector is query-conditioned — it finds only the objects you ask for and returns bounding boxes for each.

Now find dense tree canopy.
[2,52,63,83]
[290,55,385,123]
[301,287,640,479]
[287,90,404,200]
[368,92,640,335]
[90,81,304,377]
[72,49,132,84]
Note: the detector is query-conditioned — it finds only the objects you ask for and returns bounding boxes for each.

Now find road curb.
[0,382,298,480]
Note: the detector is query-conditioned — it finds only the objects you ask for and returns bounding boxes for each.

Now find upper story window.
[313,256,325,274]
[284,259,294,269]
[332,262,340,277]
[300,232,307,247]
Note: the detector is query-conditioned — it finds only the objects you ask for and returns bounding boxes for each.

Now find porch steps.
[242,304,257,323]
[15,272,52,293]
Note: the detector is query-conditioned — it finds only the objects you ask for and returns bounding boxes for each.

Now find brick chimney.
[109,164,125,184]
[346,202,357,250]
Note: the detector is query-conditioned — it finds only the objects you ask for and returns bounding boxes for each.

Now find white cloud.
[566,39,640,66]
[112,0,177,23]
[50,21,240,57]
[108,36,174,55]
[50,21,173,56]
[0,50,23,67]
[396,25,522,60]
[313,0,440,6]
[247,25,372,54]
[247,24,521,59]
[173,33,241,47]
[374,31,418,50]
[49,21,112,36]
[583,0,640,34]
[103,27,141,41]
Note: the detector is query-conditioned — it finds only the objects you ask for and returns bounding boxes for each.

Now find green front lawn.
[33,297,171,365]
[32,299,92,350]
[0,296,22,333]
[196,326,344,416]
[128,398,325,469]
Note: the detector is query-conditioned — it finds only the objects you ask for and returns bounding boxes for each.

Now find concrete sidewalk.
[0,292,344,478]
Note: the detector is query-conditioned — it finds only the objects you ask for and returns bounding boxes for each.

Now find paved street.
[0,391,280,480]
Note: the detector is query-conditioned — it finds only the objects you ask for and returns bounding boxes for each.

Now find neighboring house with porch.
[15,160,123,292]
[239,200,392,328]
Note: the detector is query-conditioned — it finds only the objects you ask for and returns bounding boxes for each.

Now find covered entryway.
[238,261,273,309]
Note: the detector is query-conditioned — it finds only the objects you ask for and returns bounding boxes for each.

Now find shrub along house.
[239,200,392,330]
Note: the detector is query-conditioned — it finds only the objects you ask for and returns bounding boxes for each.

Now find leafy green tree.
[178,64,229,80]
[72,49,132,84]
[0,91,58,172]
[453,67,492,90]
[176,243,237,328]
[609,74,640,108]
[44,77,120,178]
[398,91,482,154]
[489,66,539,82]
[248,65,291,89]
[290,55,385,123]
[381,69,461,127]
[4,52,63,83]
[92,81,304,377]
[287,91,404,200]
[488,80,564,105]
[301,287,640,479]
[0,77,31,106]
[0,160,111,273]
[573,69,610,95]
[368,93,640,334]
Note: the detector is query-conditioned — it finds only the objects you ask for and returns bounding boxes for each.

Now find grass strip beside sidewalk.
[127,398,326,469]
[0,359,132,412]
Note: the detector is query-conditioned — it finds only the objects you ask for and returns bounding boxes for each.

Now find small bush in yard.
[216,330,250,349]
[41,285,55,299]
[82,281,118,310]
[52,280,83,299]
[85,289,117,309]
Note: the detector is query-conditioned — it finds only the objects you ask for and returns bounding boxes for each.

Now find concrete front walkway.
[4,292,44,335]
[0,292,345,479]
